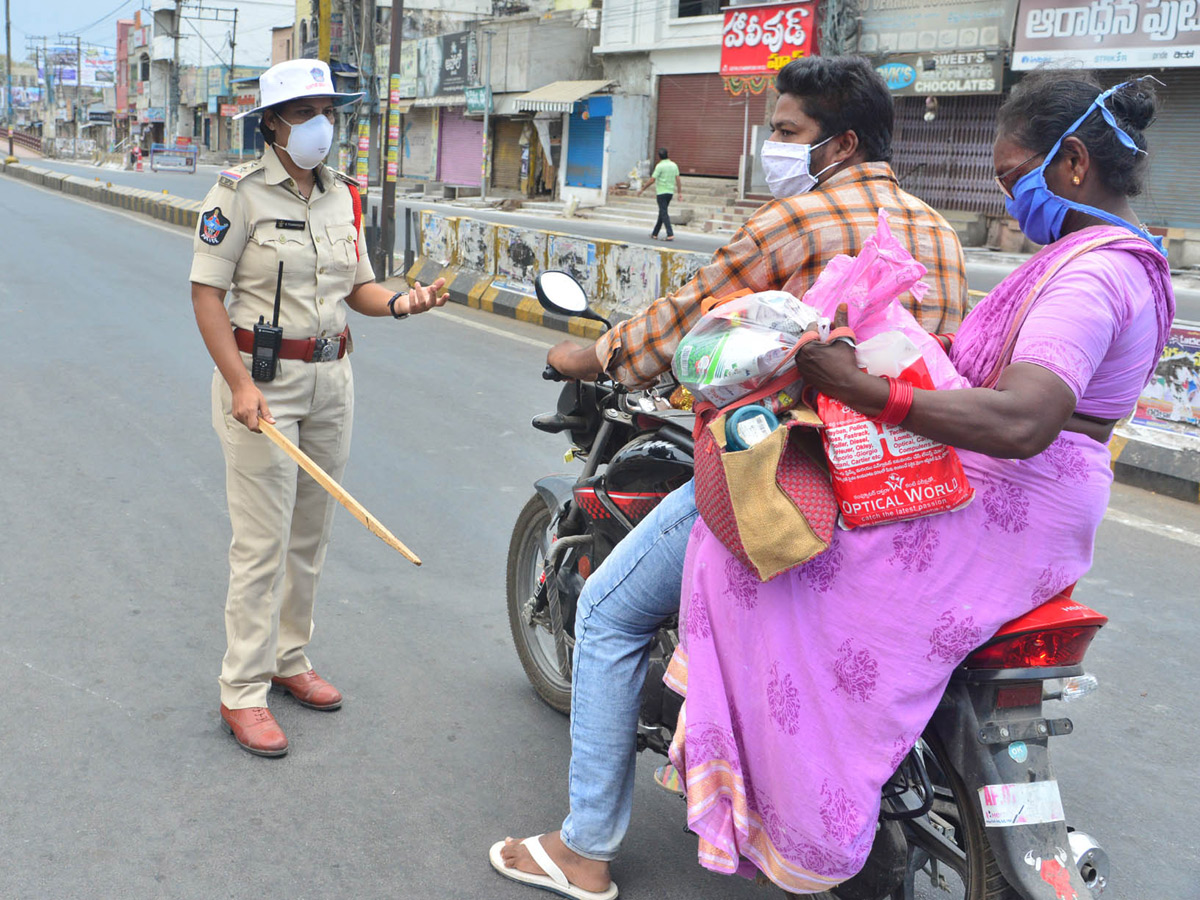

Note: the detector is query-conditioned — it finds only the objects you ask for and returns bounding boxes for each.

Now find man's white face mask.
[760,135,836,199]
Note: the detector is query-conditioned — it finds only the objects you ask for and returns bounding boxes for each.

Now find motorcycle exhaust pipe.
[1068,830,1109,895]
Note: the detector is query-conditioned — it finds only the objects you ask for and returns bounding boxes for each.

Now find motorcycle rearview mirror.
[535,271,612,330]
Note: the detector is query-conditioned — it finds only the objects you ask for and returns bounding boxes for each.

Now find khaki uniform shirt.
[189,144,375,341]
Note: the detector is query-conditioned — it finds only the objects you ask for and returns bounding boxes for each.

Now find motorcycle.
[506,271,1110,900]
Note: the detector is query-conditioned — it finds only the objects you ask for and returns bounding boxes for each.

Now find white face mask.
[277,114,334,169]
[760,136,836,199]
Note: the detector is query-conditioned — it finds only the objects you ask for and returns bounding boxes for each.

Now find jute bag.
[693,403,838,582]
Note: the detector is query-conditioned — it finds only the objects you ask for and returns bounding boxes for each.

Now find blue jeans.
[560,480,699,861]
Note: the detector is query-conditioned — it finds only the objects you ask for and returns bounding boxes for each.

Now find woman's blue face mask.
[1003,81,1164,254]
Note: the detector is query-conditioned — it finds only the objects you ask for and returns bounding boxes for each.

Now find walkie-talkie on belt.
[252,262,285,382]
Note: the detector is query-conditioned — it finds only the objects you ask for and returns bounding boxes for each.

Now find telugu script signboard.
[720,2,817,77]
[1013,0,1200,68]
[876,51,1005,94]
[858,0,1021,54]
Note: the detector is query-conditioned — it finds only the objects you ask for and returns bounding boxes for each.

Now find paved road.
[2,173,1197,899]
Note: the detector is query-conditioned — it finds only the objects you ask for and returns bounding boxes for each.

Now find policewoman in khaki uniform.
[190,59,446,757]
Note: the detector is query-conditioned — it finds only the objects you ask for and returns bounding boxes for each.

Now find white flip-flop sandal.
[488,835,619,900]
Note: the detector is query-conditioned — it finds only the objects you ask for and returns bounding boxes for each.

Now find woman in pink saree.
[666,73,1176,892]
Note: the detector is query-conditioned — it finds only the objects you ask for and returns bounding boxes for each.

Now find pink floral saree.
[665,226,1175,892]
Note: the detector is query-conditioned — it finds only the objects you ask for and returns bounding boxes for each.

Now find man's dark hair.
[775,56,894,163]
[658,147,669,160]
[997,70,1158,197]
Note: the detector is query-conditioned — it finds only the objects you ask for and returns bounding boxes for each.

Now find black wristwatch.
[387,292,408,320]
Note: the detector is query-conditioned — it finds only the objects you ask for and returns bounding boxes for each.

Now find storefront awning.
[514,80,612,113]
[413,95,467,108]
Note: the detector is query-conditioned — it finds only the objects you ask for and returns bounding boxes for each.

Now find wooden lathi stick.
[257,418,421,566]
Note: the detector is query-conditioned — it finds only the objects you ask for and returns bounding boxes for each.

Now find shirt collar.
[262,143,326,192]
[820,161,897,190]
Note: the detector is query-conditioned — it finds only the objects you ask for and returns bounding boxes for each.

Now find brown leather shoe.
[220,705,288,757]
[271,669,343,710]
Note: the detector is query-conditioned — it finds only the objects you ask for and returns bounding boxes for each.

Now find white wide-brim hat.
[233,59,365,120]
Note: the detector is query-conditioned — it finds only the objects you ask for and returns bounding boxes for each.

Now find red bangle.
[875,376,914,426]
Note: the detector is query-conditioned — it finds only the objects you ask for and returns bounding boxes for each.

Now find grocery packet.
[672,289,822,412]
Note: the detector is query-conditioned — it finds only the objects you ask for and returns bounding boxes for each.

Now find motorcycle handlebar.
[543,364,565,382]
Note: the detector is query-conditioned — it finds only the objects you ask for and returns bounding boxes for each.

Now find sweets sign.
[720,2,817,77]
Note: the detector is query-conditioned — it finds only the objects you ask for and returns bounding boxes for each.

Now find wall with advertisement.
[876,52,1004,95]
[858,0,1019,54]
[417,32,478,98]
[1134,322,1200,438]
[1013,0,1200,68]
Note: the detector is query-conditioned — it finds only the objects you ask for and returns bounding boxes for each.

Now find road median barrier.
[0,160,203,230]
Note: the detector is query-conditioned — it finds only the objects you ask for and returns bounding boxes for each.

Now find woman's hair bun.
[1108,80,1158,133]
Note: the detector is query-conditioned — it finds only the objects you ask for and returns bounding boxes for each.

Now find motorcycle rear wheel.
[506,494,573,714]
[799,733,1018,900]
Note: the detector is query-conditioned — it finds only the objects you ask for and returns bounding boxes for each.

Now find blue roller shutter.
[565,108,605,189]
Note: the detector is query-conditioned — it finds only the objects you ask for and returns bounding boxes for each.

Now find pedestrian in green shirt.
[638,147,681,240]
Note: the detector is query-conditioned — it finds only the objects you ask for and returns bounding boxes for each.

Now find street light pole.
[5,0,16,162]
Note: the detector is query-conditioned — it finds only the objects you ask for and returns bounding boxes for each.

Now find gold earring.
[1072,175,1081,185]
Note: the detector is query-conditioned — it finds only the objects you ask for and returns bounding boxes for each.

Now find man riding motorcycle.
[490,55,969,899]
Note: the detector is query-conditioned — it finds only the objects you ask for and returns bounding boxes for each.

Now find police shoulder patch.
[199,206,232,245]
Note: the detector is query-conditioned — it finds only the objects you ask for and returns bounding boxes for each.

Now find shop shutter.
[438,107,483,187]
[1126,69,1200,229]
[565,110,605,188]
[492,119,525,191]
[890,94,1006,217]
[655,73,768,177]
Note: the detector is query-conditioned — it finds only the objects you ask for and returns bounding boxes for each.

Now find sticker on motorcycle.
[1024,848,1078,900]
[1007,740,1028,763]
[978,780,1065,827]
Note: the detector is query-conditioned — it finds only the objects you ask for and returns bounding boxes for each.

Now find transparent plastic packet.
[672,290,821,409]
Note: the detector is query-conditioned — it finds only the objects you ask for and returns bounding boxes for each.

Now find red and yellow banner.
[720,2,817,77]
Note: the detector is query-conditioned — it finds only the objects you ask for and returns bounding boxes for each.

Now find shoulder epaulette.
[218,158,264,189]
[329,168,359,187]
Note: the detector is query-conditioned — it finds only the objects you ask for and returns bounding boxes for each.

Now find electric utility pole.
[170,0,182,142]
[5,0,16,162]
[360,0,382,272]
[379,0,402,277]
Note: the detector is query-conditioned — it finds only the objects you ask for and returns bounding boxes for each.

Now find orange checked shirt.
[595,162,968,388]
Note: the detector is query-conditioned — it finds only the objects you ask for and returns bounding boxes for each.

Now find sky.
[7,0,296,65]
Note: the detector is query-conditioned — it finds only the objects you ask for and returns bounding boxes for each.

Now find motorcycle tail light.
[964,625,1102,670]
[578,554,592,579]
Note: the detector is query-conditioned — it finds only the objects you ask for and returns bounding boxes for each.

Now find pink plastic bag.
[800,210,968,392]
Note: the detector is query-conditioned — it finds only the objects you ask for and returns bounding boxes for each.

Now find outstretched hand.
[405,278,449,315]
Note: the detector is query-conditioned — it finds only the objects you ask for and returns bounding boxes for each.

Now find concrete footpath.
[4,157,1196,503]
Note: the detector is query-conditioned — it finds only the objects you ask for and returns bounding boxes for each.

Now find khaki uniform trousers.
[211,353,354,709]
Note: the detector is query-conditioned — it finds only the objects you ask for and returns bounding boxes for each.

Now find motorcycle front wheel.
[506,494,573,714]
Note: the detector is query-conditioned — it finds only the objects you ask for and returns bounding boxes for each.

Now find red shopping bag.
[817,356,973,529]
